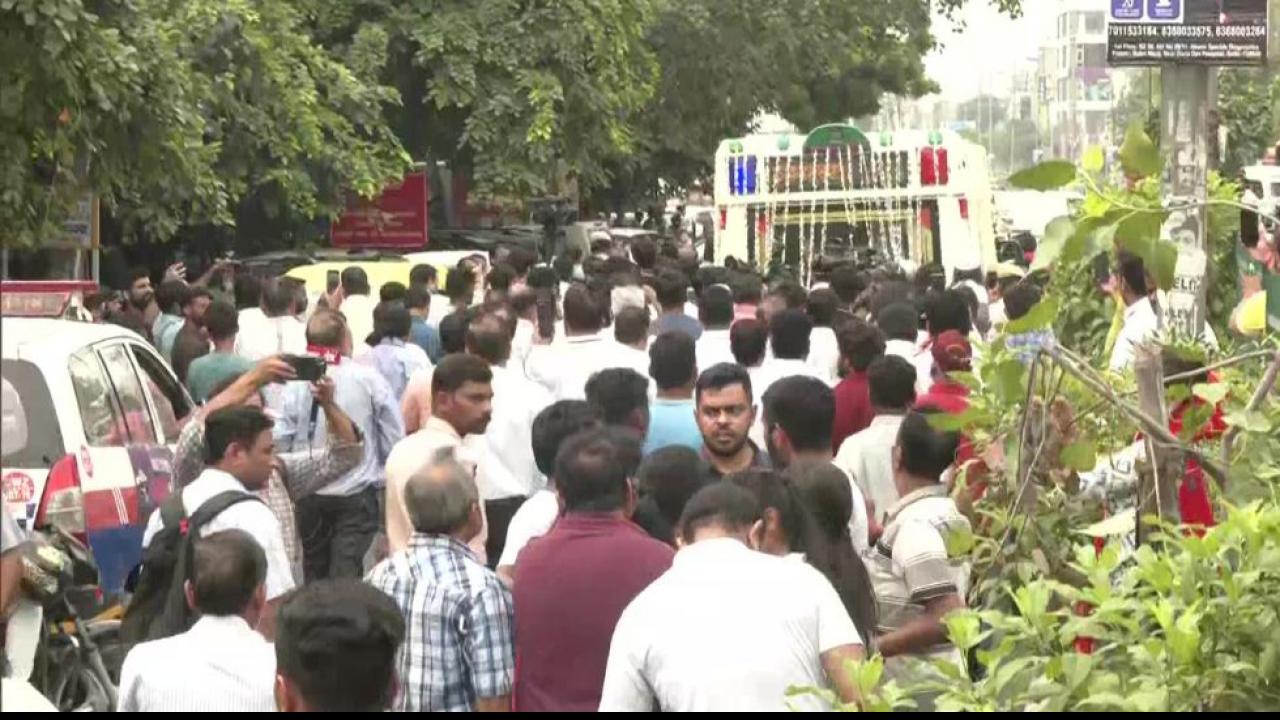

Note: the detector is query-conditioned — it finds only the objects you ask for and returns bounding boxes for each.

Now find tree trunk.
[1134,343,1181,545]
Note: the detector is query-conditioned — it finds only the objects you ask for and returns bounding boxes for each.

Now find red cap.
[932,330,972,373]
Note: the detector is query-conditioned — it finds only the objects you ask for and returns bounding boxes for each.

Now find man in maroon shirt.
[511,427,674,711]
[830,318,885,452]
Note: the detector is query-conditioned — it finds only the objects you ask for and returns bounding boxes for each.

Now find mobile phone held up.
[283,354,327,383]
[326,270,341,294]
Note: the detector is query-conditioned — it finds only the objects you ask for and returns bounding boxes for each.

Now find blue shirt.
[359,338,432,401]
[653,312,703,341]
[152,313,184,364]
[643,398,704,455]
[271,360,404,496]
[410,316,444,363]
[1006,329,1056,365]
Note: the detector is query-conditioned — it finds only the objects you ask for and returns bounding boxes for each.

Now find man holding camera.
[171,356,366,583]
[271,310,405,582]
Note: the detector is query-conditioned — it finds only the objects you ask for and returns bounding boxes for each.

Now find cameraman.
[171,356,365,584]
[271,310,404,582]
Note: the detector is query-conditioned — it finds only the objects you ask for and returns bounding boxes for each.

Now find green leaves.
[1009,160,1078,191]
[1192,382,1228,405]
[1225,410,1273,434]
[1116,210,1179,291]
[1,0,412,246]
[1031,217,1075,270]
[1059,440,1097,472]
[1005,297,1059,334]
[1119,122,1162,179]
[944,609,990,651]
[1082,145,1105,174]
[944,526,977,558]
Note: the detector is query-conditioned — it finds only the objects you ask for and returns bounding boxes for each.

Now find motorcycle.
[7,527,124,712]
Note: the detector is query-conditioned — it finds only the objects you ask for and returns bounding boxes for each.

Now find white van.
[2,308,193,593]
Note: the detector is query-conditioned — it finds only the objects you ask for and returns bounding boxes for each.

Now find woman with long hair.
[727,468,877,649]
[788,461,879,652]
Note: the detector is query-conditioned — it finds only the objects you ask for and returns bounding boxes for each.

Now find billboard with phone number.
[330,171,429,249]
[1108,0,1269,66]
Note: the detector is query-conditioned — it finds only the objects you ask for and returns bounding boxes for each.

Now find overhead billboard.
[1107,0,1269,66]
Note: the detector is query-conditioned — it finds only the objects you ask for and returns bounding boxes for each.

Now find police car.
[2,282,194,593]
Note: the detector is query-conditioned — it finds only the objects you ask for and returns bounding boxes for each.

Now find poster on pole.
[1107,0,1269,66]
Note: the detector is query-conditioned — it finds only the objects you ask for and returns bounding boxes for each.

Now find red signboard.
[330,171,429,249]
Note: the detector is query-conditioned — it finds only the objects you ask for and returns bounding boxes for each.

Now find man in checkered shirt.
[366,453,515,712]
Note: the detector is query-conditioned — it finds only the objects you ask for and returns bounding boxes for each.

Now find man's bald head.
[307,309,348,349]
[404,454,479,536]
[465,311,511,365]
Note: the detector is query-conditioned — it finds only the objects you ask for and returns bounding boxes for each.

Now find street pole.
[1159,65,1212,340]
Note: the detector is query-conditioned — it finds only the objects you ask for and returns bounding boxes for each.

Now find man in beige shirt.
[384,354,494,562]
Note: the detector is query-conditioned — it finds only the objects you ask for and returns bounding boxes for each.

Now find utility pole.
[1108,2,1270,341]
[1160,65,1212,340]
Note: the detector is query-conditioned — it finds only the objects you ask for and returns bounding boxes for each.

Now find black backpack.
[121,490,263,649]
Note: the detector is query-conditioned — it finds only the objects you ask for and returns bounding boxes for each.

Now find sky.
[924,0,1057,101]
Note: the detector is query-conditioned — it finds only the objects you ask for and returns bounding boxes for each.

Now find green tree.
[1110,69,1161,147]
[305,0,660,202]
[0,0,410,247]
[1218,67,1280,176]
[596,0,1023,204]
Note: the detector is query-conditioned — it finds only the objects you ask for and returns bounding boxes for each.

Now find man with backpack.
[128,406,295,644]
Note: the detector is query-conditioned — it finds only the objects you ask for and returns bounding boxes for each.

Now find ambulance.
[712,124,998,283]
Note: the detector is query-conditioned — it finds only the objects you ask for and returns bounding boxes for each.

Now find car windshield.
[1,359,65,469]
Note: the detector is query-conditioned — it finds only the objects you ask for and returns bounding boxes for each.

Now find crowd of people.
[82,232,1179,711]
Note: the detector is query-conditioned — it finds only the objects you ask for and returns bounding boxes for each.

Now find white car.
[2,316,194,593]
[1243,164,1280,214]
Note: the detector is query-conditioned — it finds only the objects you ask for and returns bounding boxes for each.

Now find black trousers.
[294,487,380,582]
[484,496,527,569]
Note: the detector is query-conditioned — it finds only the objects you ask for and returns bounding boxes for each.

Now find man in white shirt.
[754,309,829,394]
[605,306,653,379]
[729,317,769,390]
[750,309,828,447]
[599,481,864,711]
[1109,252,1161,373]
[761,375,869,552]
[880,299,921,376]
[466,311,552,567]
[508,288,538,373]
[119,530,276,712]
[694,285,735,373]
[337,267,377,350]
[384,354,494,561]
[235,275,269,354]
[142,406,295,638]
[526,285,618,400]
[235,278,306,362]
[804,288,841,382]
[835,355,917,528]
